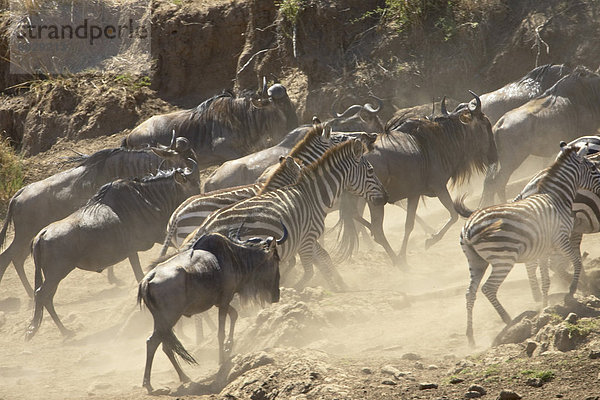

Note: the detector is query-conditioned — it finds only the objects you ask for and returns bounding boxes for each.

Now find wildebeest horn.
[363,95,383,113]
[333,104,363,119]
[169,130,176,149]
[429,98,435,119]
[468,90,481,114]
[267,83,287,100]
[184,157,197,175]
[277,221,288,245]
[261,76,267,96]
[441,96,448,116]
[174,137,190,152]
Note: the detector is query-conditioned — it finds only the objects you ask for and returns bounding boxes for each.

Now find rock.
[381,380,397,386]
[402,352,421,360]
[590,349,600,359]
[419,383,438,390]
[525,341,538,357]
[497,389,522,400]
[465,391,483,398]
[381,365,401,378]
[468,384,487,395]
[450,377,464,384]
[565,312,578,324]
[584,397,600,400]
[525,378,543,387]
[427,364,439,370]
[414,361,424,370]
[361,367,372,374]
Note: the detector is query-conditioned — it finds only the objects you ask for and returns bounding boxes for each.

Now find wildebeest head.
[252,78,298,132]
[329,96,385,133]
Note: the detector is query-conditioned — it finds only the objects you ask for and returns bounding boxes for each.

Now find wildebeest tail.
[31,233,44,292]
[0,187,23,250]
[330,194,360,262]
[137,274,197,365]
[453,194,474,218]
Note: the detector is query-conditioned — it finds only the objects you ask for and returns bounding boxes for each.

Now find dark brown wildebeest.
[480,66,600,206]
[138,228,287,394]
[122,82,298,168]
[0,140,194,298]
[202,99,384,191]
[456,63,570,124]
[339,93,497,265]
[25,165,200,341]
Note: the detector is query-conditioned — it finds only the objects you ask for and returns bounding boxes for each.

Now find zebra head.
[559,142,600,195]
[345,139,388,206]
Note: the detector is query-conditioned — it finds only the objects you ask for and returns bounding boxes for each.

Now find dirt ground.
[1,161,600,400]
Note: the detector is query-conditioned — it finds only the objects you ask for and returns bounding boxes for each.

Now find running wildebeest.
[338,93,497,266]
[456,63,570,124]
[122,80,298,168]
[0,139,195,298]
[480,65,600,206]
[25,164,200,341]
[202,98,384,191]
[138,228,287,394]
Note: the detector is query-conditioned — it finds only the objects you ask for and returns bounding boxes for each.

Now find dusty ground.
[1,163,600,399]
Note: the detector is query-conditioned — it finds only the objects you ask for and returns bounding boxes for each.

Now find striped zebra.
[454,143,600,346]
[182,133,387,291]
[159,123,375,257]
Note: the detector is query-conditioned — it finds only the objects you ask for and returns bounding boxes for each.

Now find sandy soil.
[2,170,599,400]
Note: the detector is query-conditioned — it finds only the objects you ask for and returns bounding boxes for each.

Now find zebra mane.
[299,139,363,179]
[535,147,578,192]
[258,156,302,195]
[288,125,324,157]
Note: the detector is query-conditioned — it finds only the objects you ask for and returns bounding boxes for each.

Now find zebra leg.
[295,251,315,290]
[313,242,348,292]
[394,200,435,235]
[525,262,542,302]
[397,196,419,266]
[539,258,550,308]
[279,256,296,285]
[106,267,123,286]
[558,240,584,296]
[462,243,488,347]
[425,186,458,249]
[482,262,514,325]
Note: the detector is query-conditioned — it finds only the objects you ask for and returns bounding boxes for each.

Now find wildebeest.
[122,81,298,168]
[340,92,497,265]
[25,166,199,340]
[0,140,194,298]
[480,66,600,206]
[202,100,384,191]
[457,63,570,124]
[138,229,286,394]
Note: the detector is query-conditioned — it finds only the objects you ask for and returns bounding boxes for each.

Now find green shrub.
[0,138,24,203]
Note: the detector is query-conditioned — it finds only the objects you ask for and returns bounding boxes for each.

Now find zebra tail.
[332,195,360,262]
[137,275,197,365]
[453,194,475,218]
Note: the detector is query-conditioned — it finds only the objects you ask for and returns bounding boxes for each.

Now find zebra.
[180,131,387,291]
[159,121,376,257]
[454,142,600,346]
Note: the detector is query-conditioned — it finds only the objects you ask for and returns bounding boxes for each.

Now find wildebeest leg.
[143,332,162,393]
[11,245,34,299]
[223,306,238,357]
[424,187,458,249]
[106,267,124,286]
[394,201,435,235]
[295,250,315,290]
[313,242,348,292]
[481,151,529,205]
[162,341,191,385]
[397,196,419,266]
[128,252,145,282]
[217,305,232,364]
[44,284,75,338]
[525,262,542,302]
[367,202,398,266]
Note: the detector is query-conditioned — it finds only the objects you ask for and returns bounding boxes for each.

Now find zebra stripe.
[458,144,600,346]
[183,136,387,291]
[160,127,365,256]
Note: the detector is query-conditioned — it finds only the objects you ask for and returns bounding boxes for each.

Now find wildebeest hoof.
[61,328,76,340]
[149,387,170,395]
[424,236,438,250]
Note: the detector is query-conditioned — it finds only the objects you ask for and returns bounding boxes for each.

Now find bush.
[0,138,24,203]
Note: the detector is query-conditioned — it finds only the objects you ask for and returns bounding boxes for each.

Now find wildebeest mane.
[387,113,494,186]
[518,63,570,87]
[189,90,234,118]
[192,233,275,305]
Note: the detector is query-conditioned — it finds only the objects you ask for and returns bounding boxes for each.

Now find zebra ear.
[321,124,332,139]
[351,139,366,159]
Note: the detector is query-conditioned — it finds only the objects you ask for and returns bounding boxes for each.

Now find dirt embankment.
[3,0,600,158]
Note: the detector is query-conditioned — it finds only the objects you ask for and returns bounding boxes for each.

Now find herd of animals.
[2,64,600,392]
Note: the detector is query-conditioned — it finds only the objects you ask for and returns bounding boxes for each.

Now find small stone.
[565,312,578,324]
[526,341,538,357]
[402,352,421,360]
[361,367,372,374]
[428,364,439,370]
[465,391,483,399]
[414,361,424,370]
[585,397,600,400]
[450,377,464,384]
[381,365,401,378]
[468,384,487,395]
[525,378,543,387]
[589,350,600,359]
[381,380,397,386]
[419,383,438,390]
[556,394,564,398]
[497,389,522,400]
